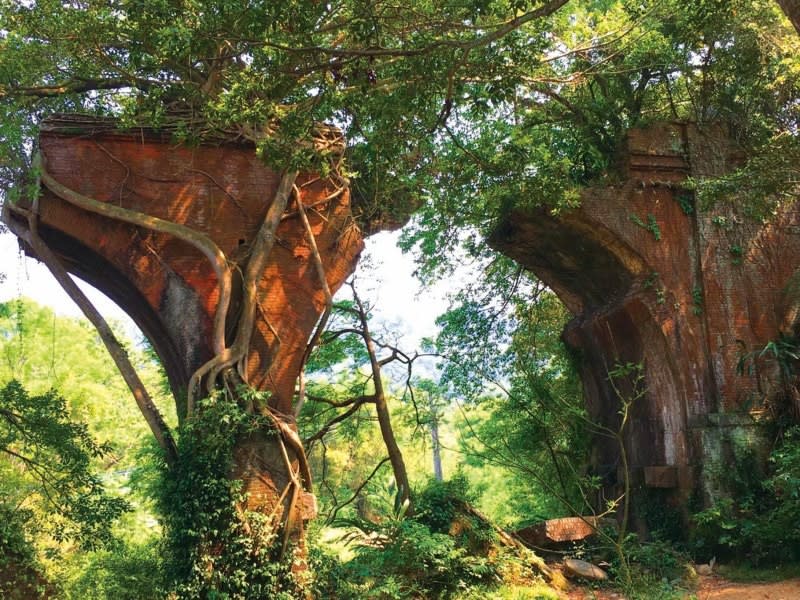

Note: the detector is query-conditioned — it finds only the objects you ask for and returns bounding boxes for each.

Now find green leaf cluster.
[157,392,304,598]
[0,380,129,549]
[325,475,519,599]
[692,426,800,565]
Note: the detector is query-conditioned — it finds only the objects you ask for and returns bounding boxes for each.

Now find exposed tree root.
[294,184,333,418]
[5,201,179,467]
[36,153,234,380]
[188,171,298,409]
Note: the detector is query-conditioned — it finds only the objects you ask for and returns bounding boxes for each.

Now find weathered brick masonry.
[491,123,799,512]
[5,115,363,419]
[5,117,793,525]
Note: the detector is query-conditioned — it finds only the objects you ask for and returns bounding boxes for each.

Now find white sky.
[0,229,451,351]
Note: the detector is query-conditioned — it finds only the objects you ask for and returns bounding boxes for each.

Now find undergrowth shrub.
[158,394,304,599]
[62,539,164,600]
[327,475,520,599]
[0,506,54,599]
[621,537,691,583]
[307,542,353,599]
[415,474,497,553]
[692,426,800,565]
[352,519,497,599]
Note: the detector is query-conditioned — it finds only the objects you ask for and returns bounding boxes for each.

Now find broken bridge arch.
[5,117,798,534]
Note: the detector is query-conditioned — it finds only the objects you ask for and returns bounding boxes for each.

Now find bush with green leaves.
[157,392,305,599]
[326,475,540,599]
[0,379,130,548]
[0,380,128,596]
[692,426,800,565]
[339,517,498,600]
[414,474,476,532]
[0,505,54,599]
[61,539,164,600]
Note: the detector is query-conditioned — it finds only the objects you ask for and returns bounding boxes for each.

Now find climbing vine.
[2,121,345,590]
[158,393,307,599]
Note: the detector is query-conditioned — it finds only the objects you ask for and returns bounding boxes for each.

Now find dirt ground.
[694,575,800,599]
[564,575,800,599]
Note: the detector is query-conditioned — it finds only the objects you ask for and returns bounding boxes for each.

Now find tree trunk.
[431,416,443,481]
[777,0,800,35]
[231,427,314,553]
[352,289,413,508]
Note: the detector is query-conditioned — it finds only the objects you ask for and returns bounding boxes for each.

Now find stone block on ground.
[563,558,609,581]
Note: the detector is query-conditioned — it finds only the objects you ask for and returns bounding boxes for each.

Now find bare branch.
[304,395,374,447]
[326,456,391,525]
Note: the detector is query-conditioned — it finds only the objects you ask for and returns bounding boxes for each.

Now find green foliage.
[0,504,53,599]
[676,193,694,215]
[3,0,794,278]
[692,426,800,565]
[0,380,129,548]
[0,299,175,450]
[737,332,800,424]
[454,584,559,600]
[328,476,520,599]
[347,518,497,599]
[692,286,704,316]
[414,474,479,535]
[61,539,164,600]
[3,1,800,594]
[634,489,686,545]
[400,0,799,277]
[729,244,744,263]
[0,300,176,592]
[305,540,355,599]
[621,537,691,585]
[572,531,694,600]
[158,393,304,599]
[433,266,589,523]
[693,135,800,221]
[629,213,662,240]
[0,379,129,597]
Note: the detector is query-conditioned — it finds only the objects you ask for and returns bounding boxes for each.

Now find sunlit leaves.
[0,380,128,549]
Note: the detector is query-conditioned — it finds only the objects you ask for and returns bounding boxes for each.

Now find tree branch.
[294,184,334,417]
[326,456,391,525]
[303,395,375,447]
[5,201,179,467]
[0,77,153,99]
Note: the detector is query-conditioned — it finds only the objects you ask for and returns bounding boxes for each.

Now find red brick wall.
[491,123,799,499]
[14,121,362,417]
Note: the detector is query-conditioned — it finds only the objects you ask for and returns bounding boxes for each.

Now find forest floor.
[564,574,800,599]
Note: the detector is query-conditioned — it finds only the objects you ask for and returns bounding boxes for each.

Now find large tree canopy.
[0,0,798,220]
[0,0,566,214]
[4,1,796,232]
[398,0,800,277]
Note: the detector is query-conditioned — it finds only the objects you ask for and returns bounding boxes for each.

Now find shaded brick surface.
[491,123,799,500]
